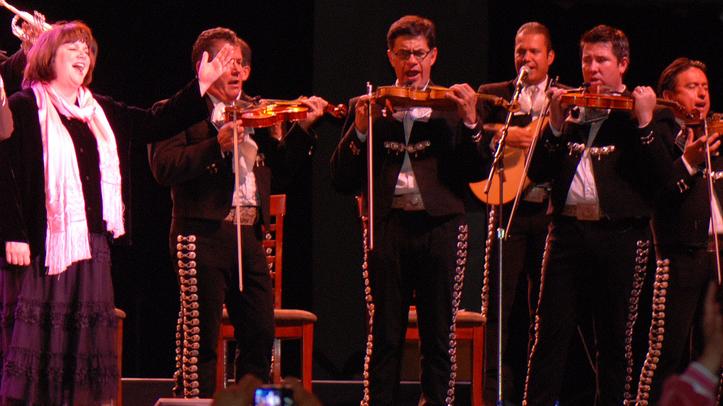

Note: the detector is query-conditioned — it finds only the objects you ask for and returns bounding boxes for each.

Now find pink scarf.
[32,82,125,275]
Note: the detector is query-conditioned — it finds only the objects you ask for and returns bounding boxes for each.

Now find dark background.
[2,0,720,381]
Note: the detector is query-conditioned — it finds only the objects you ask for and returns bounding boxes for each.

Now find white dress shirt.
[560,108,607,207]
[517,78,547,119]
[209,95,259,207]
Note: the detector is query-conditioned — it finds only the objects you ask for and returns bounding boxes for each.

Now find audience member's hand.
[212,373,262,406]
[282,377,323,406]
[212,373,323,406]
[698,281,722,374]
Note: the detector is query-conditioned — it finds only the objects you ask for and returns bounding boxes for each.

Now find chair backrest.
[265,194,286,309]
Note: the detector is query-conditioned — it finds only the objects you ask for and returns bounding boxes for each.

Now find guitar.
[468,116,547,205]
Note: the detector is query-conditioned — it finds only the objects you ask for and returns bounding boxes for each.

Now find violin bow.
[366,82,375,249]
[231,107,244,291]
[504,76,557,237]
[703,119,723,284]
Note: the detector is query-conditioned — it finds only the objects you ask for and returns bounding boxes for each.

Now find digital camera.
[253,385,294,406]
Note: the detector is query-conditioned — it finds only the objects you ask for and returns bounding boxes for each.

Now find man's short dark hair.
[386,15,436,50]
[191,27,251,69]
[580,25,629,63]
[657,57,707,95]
[516,22,553,52]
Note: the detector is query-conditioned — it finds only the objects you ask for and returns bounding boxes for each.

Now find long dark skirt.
[0,233,118,405]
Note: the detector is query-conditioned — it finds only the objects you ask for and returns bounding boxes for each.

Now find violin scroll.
[326,103,348,119]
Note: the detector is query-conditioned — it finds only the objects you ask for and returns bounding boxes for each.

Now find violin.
[223,103,277,128]
[559,88,696,120]
[261,99,348,120]
[707,113,723,133]
[224,98,348,127]
[685,112,723,134]
[373,85,519,112]
[559,92,633,110]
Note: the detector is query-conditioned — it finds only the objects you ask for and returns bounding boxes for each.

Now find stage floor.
[123,378,474,406]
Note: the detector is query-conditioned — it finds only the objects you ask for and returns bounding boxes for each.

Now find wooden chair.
[405,306,485,406]
[114,307,126,406]
[355,196,485,406]
[216,194,317,391]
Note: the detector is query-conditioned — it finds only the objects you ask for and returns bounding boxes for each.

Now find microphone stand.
[482,66,527,405]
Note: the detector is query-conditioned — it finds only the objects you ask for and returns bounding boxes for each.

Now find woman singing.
[0,21,232,405]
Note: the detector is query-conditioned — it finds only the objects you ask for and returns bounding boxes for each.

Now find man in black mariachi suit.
[522,25,673,405]
[474,22,556,405]
[148,27,328,398]
[330,15,488,406]
[647,58,721,402]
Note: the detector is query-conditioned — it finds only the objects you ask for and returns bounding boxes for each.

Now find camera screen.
[254,387,294,406]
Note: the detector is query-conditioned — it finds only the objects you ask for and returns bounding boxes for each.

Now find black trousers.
[647,244,714,402]
[525,216,652,406]
[171,218,274,398]
[484,202,548,404]
[366,211,467,406]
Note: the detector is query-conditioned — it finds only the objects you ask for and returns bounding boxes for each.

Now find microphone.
[514,66,529,89]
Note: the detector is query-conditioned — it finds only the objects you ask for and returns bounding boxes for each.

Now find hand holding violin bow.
[353,95,384,134]
[217,120,247,153]
[682,128,721,168]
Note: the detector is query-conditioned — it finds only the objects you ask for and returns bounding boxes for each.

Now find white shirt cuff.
[355,128,368,142]
[681,155,699,175]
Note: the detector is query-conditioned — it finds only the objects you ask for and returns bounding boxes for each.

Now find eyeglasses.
[392,48,432,61]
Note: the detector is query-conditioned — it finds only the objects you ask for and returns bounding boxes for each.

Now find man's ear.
[240,64,251,82]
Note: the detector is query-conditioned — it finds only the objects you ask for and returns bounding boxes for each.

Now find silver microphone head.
[520,66,529,77]
[515,66,529,88]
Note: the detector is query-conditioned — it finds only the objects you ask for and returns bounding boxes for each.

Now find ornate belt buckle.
[524,187,548,203]
[236,207,257,225]
[576,203,600,221]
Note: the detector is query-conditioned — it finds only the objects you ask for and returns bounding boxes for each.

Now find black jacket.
[653,117,723,248]
[0,79,208,260]
[148,93,316,228]
[527,91,674,220]
[330,91,489,225]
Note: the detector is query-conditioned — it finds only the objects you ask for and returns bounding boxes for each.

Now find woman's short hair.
[24,21,98,87]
